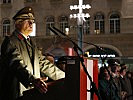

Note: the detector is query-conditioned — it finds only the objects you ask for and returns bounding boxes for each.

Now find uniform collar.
[15,30,30,40]
[20,32,30,40]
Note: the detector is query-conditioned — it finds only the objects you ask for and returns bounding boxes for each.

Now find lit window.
[94,13,104,34]
[59,16,68,33]
[46,16,55,35]
[3,19,10,36]
[83,18,90,35]
[3,0,11,3]
[110,14,120,33]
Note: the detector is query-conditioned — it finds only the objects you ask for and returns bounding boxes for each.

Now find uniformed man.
[107,59,121,100]
[0,6,65,100]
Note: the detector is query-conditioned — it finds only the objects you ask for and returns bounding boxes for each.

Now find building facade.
[0,0,133,70]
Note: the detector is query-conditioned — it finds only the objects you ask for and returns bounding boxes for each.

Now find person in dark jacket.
[0,6,65,100]
[119,64,133,100]
[98,67,120,100]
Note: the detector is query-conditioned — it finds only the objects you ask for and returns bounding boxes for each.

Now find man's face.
[104,69,110,78]
[20,19,34,36]
[122,69,127,76]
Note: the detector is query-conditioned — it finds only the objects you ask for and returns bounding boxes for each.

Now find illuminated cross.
[70,0,91,54]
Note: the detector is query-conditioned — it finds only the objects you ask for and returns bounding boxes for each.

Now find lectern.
[22,56,98,100]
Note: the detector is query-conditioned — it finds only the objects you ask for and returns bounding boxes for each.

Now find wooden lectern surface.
[22,80,65,100]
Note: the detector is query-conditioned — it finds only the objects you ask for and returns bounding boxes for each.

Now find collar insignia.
[18,34,24,40]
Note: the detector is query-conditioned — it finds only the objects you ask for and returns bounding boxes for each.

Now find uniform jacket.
[0,30,65,100]
[119,76,133,100]
[99,79,120,100]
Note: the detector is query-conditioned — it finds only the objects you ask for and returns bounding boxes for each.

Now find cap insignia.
[28,13,33,18]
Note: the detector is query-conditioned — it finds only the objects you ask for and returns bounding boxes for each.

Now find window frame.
[46,16,55,36]
[59,16,68,33]
[109,14,120,33]
[94,13,105,34]
[2,19,10,36]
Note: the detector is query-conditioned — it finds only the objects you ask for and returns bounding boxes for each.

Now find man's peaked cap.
[13,6,35,20]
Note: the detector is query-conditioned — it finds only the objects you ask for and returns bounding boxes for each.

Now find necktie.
[27,37,30,42]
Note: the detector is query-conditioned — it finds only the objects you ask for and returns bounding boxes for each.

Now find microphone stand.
[52,27,102,100]
[52,26,105,53]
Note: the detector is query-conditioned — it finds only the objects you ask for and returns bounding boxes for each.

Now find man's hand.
[121,91,127,99]
[40,77,48,82]
[33,78,48,94]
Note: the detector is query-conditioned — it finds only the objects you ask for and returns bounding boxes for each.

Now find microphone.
[51,26,83,54]
[48,27,59,36]
[53,26,67,36]
[52,27,106,54]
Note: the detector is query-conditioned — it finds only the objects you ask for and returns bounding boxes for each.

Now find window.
[110,14,120,33]
[3,0,11,3]
[3,19,10,36]
[94,13,104,34]
[83,18,90,35]
[46,16,55,35]
[59,16,68,33]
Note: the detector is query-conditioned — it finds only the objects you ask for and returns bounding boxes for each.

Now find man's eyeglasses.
[23,19,35,24]
[27,19,35,24]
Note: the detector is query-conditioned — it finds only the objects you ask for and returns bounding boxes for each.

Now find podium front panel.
[65,56,98,100]
[65,56,80,100]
